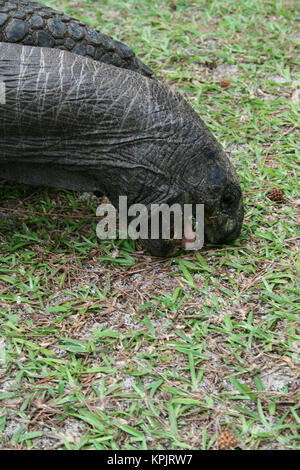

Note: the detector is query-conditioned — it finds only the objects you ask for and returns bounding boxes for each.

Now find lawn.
[0,0,299,450]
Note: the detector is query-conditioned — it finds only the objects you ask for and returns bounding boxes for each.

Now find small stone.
[5,19,28,41]
[68,22,84,40]
[0,13,8,25]
[7,3,17,10]
[30,15,44,29]
[36,30,55,47]
[47,18,66,38]
[0,7,9,13]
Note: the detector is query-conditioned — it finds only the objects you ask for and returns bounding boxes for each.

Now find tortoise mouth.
[138,200,244,256]
[204,202,244,245]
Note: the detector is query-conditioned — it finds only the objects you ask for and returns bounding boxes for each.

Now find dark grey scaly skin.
[0,0,153,77]
[0,43,243,256]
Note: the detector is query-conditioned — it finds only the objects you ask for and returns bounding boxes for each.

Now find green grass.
[0,0,299,450]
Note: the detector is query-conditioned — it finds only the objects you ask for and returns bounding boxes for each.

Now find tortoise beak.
[204,201,244,244]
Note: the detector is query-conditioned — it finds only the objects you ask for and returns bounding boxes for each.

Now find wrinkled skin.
[0,43,243,256]
[0,0,153,77]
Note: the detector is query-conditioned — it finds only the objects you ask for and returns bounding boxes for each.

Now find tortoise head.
[181,144,244,248]
[139,143,243,257]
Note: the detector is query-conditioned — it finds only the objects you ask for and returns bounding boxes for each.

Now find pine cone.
[268,188,284,201]
[219,77,231,88]
[217,429,238,450]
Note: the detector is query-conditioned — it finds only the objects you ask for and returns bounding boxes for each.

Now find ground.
[0,0,299,450]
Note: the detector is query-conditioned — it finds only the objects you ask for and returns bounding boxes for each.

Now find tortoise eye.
[221,190,239,212]
[221,183,242,209]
